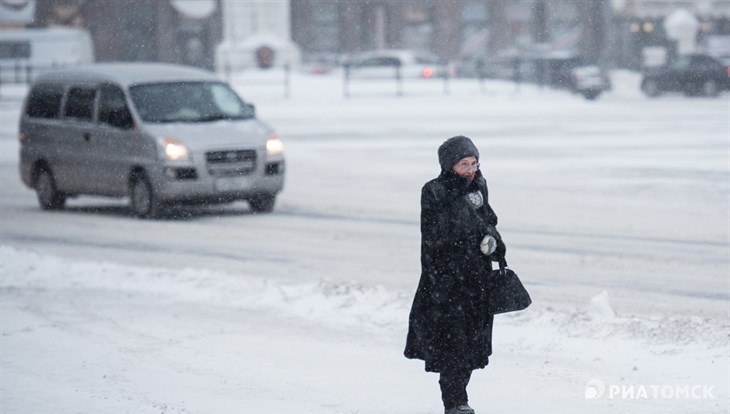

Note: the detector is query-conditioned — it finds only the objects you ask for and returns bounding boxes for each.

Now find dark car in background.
[456,52,610,100]
[566,63,612,100]
[520,54,611,100]
[641,54,730,97]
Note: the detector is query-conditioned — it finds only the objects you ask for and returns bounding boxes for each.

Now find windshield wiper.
[146,117,180,123]
[195,114,252,122]
[193,114,226,122]
[145,114,250,123]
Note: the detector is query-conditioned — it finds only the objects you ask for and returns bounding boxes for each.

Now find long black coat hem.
[404,170,500,374]
[403,350,491,373]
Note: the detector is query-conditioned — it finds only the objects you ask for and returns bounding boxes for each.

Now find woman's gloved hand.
[480,235,497,255]
[482,225,506,259]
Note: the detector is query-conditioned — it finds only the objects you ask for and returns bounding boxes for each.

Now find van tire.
[130,173,162,218]
[249,194,276,213]
[36,168,66,210]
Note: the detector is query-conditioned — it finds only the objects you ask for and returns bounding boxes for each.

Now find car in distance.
[19,63,285,217]
[530,54,611,100]
[641,54,730,97]
[569,64,611,100]
[486,53,611,100]
[343,49,449,79]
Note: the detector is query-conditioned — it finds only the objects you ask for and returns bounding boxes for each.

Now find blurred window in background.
[402,2,434,53]
[356,56,400,67]
[309,2,340,52]
[0,41,31,59]
[461,0,489,57]
[672,56,691,70]
[694,55,722,69]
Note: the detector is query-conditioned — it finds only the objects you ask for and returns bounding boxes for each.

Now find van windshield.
[129,81,254,123]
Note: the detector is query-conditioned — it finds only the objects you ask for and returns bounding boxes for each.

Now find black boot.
[445,404,475,414]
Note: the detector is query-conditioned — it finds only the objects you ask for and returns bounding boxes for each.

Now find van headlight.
[266,132,284,156]
[162,137,190,161]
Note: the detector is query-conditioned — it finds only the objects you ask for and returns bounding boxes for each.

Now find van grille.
[206,150,256,177]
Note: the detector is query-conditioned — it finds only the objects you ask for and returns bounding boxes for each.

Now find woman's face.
[452,156,479,181]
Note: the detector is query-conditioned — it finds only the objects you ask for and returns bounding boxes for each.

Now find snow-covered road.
[1,72,728,413]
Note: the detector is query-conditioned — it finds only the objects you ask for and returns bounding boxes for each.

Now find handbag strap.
[497,257,508,276]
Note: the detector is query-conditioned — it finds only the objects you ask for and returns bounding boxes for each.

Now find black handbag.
[485,259,532,314]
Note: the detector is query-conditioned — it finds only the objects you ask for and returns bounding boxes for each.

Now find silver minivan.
[19,63,285,217]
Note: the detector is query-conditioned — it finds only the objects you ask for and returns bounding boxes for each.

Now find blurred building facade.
[290,0,730,68]
[216,0,301,72]
[610,0,730,68]
[3,0,728,71]
[13,0,223,69]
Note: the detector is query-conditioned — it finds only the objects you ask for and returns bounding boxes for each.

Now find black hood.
[437,135,479,172]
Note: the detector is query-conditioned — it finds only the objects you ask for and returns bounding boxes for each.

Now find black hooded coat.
[404,169,504,372]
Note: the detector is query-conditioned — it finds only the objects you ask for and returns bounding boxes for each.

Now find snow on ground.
[1,70,729,413]
[1,245,726,414]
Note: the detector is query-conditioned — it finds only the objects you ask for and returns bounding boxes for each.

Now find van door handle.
[83,132,91,142]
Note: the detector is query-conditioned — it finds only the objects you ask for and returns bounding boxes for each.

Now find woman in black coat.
[404,136,505,414]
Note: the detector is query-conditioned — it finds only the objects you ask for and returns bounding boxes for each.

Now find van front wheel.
[130,174,162,218]
[36,169,66,210]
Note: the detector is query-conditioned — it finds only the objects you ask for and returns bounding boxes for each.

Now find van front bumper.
[150,158,285,203]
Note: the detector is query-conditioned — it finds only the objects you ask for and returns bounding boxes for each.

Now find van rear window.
[26,83,64,119]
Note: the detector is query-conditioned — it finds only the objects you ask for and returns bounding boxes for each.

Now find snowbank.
[1,246,726,413]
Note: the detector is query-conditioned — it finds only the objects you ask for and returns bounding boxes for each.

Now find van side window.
[64,86,96,121]
[26,83,64,119]
[98,84,133,129]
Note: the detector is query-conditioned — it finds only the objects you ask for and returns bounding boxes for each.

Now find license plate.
[214,177,251,192]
